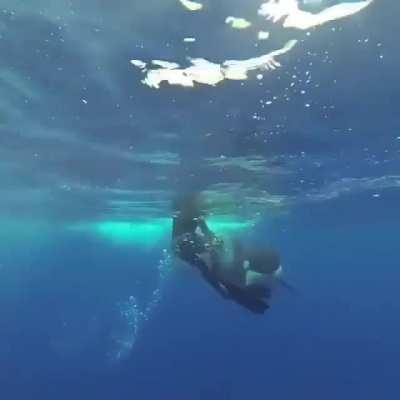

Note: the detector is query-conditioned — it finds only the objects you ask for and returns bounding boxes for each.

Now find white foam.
[130,59,147,69]
[258,31,270,40]
[259,0,374,30]
[131,0,373,89]
[151,60,180,69]
[179,0,203,11]
[225,16,252,29]
[132,40,297,89]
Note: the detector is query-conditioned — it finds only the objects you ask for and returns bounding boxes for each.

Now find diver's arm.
[197,217,217,241]
[204,271,269,313]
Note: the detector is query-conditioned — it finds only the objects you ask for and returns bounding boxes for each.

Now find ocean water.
[1,0,399,399]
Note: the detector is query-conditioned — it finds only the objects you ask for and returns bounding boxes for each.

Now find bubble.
[108,250,172,363]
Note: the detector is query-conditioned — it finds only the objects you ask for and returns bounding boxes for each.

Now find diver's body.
[172,195,282,314]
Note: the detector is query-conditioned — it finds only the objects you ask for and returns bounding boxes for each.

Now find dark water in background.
[1,0,400,399]
[1,193,400,399]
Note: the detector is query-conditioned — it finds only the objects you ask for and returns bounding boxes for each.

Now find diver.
[172,194,283,314]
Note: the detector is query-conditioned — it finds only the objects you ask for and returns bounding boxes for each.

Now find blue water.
[1,194,399,399]
[1,0,400,399]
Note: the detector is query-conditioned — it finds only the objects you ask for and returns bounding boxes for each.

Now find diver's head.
[245,247,281,275]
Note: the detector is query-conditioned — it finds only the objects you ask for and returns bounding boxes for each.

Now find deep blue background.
[1,0,400,399]
[1,192,400,399]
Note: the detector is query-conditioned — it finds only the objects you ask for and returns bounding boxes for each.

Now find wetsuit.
[172,210,270,314]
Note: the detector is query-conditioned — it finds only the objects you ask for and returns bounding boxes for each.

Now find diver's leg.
[246,284,271,300]
[223,282,269,314]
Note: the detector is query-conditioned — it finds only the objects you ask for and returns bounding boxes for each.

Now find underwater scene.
[0,0,399,399]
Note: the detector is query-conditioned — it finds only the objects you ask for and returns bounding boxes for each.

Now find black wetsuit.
[172,213,270,314]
